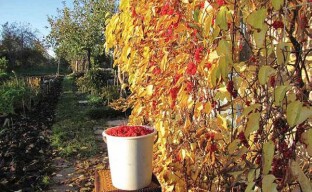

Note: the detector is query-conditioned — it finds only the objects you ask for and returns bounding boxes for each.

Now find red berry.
[270,76,276,87]
[205,62,212,70]
[246,100,251,106]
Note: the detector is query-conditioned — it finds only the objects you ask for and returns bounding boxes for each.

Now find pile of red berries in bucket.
[106,125,154,137]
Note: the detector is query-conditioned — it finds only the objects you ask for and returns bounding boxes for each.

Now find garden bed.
[0,76,63,191]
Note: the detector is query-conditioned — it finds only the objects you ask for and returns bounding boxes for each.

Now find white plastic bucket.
[102,126,157,190]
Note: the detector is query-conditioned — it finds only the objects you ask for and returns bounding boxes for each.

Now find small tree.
[106,0,312,191]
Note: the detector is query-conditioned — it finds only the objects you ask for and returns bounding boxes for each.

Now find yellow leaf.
[263,140,275,175]
[217,115,228,130]
[254,24,268,48]
[216,6,228,30]
[301,129,312,156]
[262,174,277,192]
[119,0,130,11]
[247,8,267,30]
[146,85,153,96]
[196,127,206,137]
[286,101,302,127]
[228,139,240,154]
[160,52,168,71]
[290,160,312,192]
[190,143,197,151]
[245,113,260,137]
[272,0,284,10]
[258,66,275,85]
[105,12,110,18]
[181,149,187,160]
[274,85,290,106]
[203,102,212,114]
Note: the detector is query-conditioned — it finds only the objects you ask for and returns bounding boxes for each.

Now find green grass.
[51,76,107,157]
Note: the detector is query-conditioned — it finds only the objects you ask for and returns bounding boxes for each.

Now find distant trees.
[47,0,114,72]
[0,22,49,71]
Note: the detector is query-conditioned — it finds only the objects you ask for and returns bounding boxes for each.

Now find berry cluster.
[269,76,276,87]
[272,157,287,179]
[238,131,250,147]
[272,118,289,139]
[272,20,284,29]
[160,3,174,16]
[186,62,197,75]
[106,126,154,137]
[227,80,238,98]
[277,141,294,159]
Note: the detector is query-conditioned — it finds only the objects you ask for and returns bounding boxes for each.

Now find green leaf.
[245,182,255,192]
[216,6,228,30]
[217,39,231,57]
[247,8,267,30]
[247,169,260,182]
[263,140,275,175]
[219,56,229,81]
[272,0,284,10]
[254,24,268,48]
[286,101,303,127]
[301,129,312,156]
[296,107,312,126]
[242,104,261,116]
[193,9,200,22]
[290,160,312,192]
[228,139,240,154]
[274,85,290,106]
[258,66,275,85]
[262,174,277,192]
[210,64,219,87]
[245,112,260,137]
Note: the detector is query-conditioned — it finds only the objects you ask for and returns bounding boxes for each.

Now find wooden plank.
[94,170,161,192]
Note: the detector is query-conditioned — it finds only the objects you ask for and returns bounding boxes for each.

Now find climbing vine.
[106,0,312,191]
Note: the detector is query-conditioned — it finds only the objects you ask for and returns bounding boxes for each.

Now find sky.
[0,0,73,56]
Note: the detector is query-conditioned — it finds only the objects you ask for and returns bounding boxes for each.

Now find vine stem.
[230,0,238,142]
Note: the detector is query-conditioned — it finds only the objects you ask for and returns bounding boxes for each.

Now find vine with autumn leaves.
[105,0,312,191]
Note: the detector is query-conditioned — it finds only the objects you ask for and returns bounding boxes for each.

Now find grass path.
[48,76,110,191]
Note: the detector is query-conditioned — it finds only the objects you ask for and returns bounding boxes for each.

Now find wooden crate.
[94,169,162,192]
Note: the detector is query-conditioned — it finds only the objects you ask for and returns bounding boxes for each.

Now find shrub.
[0,57,8,73]
[106,0,312,191]
[0,79,37,115]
